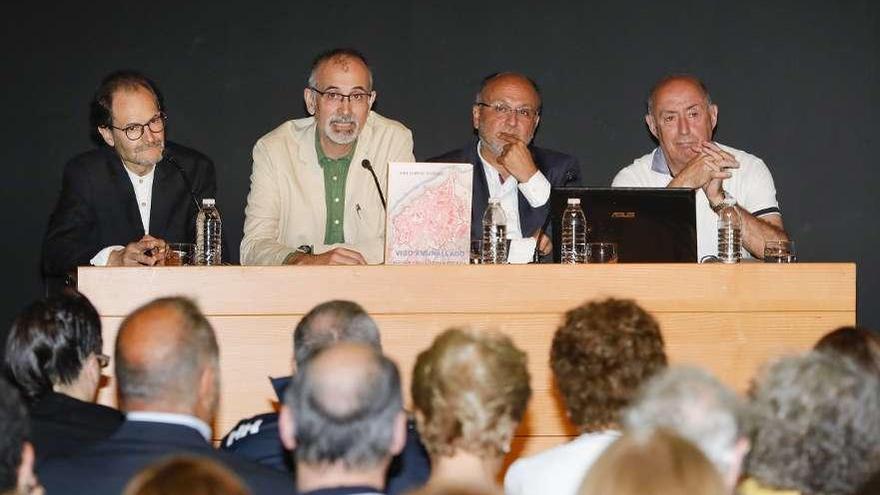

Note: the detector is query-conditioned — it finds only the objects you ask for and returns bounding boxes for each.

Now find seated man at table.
[429,72,580,258]
[241,48,414,266]
[612,74,788,260]
[42,70,217,282]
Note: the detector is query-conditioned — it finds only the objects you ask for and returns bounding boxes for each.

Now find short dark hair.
[308,48,373,89]
[0,377,28,492]
[90,70,163,129]
[814,326,880,377]
[646,74,712,114]
[116,297,218,407]
[293,300,381,366]
[285,344,402,469]
[4,294,102,401]
[476,72,543,113]
[551,298,667,432]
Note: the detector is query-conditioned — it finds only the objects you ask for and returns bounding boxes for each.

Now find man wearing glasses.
[241,48,414,265]
[42,70,216,279]
[430,72,580,259]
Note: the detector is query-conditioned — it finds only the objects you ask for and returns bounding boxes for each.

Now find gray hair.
[623,366,746,480]
[646,74,713,115]
[747,351,880,495]
[293,300,381,366]
[116,297,219,409]
[284,345,402,469]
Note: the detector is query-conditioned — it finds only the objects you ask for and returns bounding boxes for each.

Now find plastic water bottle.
[717,197,741,264]
[481,198,507,264]
[196,198,222,265]
[560,198,587,264]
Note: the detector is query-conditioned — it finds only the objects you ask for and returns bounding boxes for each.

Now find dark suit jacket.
[42,142,216,277]
[38,420,291,495]
[428,139,580,244]
[28,392,124,467]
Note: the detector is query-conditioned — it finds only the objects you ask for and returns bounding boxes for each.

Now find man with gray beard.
[241,48,414,266]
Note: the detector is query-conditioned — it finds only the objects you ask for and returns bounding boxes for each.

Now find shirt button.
[332,176,338,181]
[334,220,340,225]
[139,179,144,184]
[334,197,340,203]
[140,202,146,207]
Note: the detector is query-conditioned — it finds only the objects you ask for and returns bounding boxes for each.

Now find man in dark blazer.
[37,297,291,495]
[429,72,580,258]
[42,70,216,282]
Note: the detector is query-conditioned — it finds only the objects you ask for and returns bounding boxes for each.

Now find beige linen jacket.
[240,111,414,265]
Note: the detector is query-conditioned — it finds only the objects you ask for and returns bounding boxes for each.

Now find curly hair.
[746,351,880,495]
[412,328,531,458]
[551,298,667,432]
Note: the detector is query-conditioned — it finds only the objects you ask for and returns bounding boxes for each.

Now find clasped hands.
[108,235,168,266]
[670,142,740,205]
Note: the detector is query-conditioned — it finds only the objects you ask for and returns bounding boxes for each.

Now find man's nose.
[143,126,161,143]
[677,116,690,135]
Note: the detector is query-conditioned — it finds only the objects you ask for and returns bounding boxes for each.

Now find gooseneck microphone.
[534,168,579,261]
[361,159,386,210]
[166,151,201,211]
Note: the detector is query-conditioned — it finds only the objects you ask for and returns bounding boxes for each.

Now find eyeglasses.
[107,113,166,141]
[309,87,373,105]
[476,102,539,120]
[96,353,110,369]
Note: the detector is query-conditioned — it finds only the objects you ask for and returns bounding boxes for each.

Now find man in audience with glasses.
[42,70,217,285]
[430,72,580,259]
[241,48,414,266]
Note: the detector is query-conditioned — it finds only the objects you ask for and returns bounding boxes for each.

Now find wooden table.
[78,263,856,460]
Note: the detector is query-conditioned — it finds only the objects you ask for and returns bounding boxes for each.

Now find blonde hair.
[579,429,726,495]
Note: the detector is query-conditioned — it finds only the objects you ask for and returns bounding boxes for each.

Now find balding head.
[115,297,219,421]
[293,300,381,368]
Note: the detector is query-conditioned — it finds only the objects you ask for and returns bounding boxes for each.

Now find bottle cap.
[567,198,580,205]
[202,198,216,206]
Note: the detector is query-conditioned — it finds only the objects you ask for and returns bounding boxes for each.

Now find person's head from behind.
[747,351,880,495]
[115,297,219,424]
[0,378,40,495]
[552,298,667,432]
[623,366,750,490]
[293,300,381,370]
[123,455,251,495]
[814,325,880,377]
[5,293,105,403]
[279,342,405,488]
[411,328,531,465]
[578,428,727,495]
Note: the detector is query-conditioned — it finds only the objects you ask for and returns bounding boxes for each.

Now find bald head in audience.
[115,297,219,423]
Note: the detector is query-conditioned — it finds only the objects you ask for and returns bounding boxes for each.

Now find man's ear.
[709,103,719,131]
[368,90,377,112]
[279,405,297,451]
[304,88,317,116]
[17,442,37,494]
[389,411,407,457]
[645,113,659,139]
[196,365,219,423]
[97,126,115,147]
[472,104,482,131]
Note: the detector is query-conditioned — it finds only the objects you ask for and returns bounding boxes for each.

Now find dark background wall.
[1,1,877,336]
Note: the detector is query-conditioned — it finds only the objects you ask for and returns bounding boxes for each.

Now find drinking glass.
[763,240,796,263]
[166,243,195,266]
[586,242,618,264]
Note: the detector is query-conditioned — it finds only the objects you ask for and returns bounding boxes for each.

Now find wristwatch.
[284,245,313,264]
[710,190,734,213]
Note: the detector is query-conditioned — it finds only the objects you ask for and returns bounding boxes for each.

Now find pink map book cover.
[384,162,473,264]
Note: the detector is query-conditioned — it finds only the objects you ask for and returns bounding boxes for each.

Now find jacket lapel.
[469,139,490,242]
[104,150,145,239]
[148,160,174,236]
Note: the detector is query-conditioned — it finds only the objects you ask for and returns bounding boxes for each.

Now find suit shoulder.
[368,111,412,137]
[426,144,471,163]
[531,146,578,168]
[165,141,214,166]
[63,147,114,173]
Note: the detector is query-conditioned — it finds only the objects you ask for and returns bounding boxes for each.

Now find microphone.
[361,159,386,210]
[534,168,579,261]
[166,151,201,211]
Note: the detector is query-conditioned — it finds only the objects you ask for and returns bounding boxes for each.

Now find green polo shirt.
[316,134,356,245]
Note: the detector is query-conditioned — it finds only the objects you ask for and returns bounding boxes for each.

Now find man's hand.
[108,235,168,266]
[668,142,739,192]
[532,228,552,257]
[496,132,538,183]
[697,142,739,204]
[287,247,367,266]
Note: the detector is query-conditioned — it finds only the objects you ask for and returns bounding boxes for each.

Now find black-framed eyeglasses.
[308,87,373,104]
[107,112,166,141]
[475,102,539,120]
[96,353,110,369]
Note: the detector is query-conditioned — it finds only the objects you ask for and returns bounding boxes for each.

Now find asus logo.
[611,211,636,219]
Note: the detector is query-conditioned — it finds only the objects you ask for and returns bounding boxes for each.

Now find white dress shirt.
[89,164,156,266]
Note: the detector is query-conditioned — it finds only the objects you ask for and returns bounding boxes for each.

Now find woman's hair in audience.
[578,428,726,495]
[122,455,251,495]
[0,378,29,493]
[412,327,531,458]
[552,298,667,432]
[4,293,102,401]
[814,325,880,377]
[747,351,880,495]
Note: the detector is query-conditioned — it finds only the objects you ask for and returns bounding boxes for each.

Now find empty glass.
[586,242,618,264]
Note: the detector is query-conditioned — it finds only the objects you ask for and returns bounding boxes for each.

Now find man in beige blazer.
[241,48,414,265]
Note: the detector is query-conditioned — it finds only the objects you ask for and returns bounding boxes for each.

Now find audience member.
[37,297,289,495]
[577,428,727,495]
[4,294,123,463]
[410,328,531,494]
[123,455,251,495]
[742,351,880,495]
[504,298,667,495]
[221,300,430,494]
[0,377,43,495]
[814,325,880,377]
[278,342,407,494]
[623,366,750,491]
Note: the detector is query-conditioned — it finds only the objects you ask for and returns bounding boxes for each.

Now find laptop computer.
[549,187,697,263]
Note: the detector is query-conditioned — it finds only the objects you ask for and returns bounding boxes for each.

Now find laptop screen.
[548,187,697,263]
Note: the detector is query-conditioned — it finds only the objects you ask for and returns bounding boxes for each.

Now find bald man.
[38,297,289,495]
[279,342,406,495]
[430,72,580,259]
[613,74,788,260]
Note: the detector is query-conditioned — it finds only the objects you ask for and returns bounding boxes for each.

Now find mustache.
[135,142,163,153]
[330,114,356,125]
